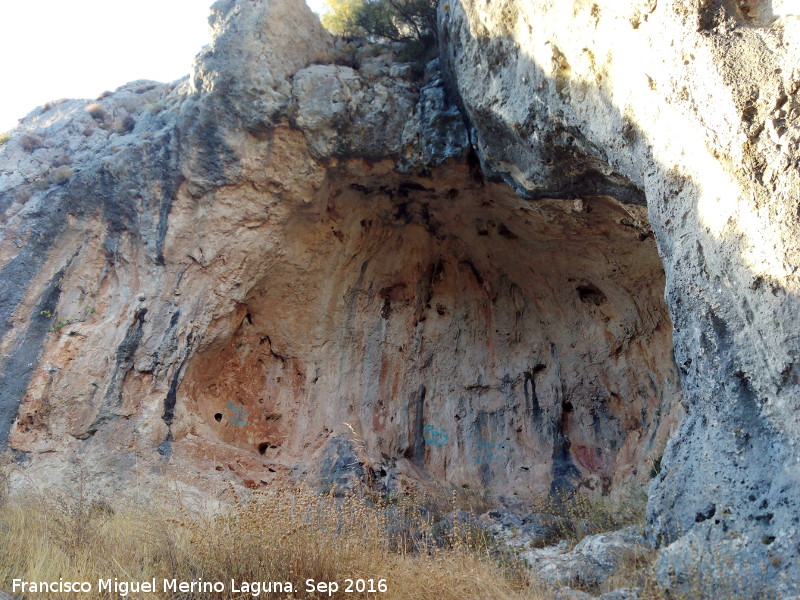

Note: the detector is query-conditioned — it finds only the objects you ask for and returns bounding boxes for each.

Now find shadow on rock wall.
[439,0,800,596]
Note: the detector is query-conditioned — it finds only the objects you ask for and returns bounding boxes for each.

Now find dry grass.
[19,134,43,153]
[0,464,773,600]
[113,115,136,135]
[85,103,107,121]
[0,480,534,600]
[50,166,74,185]
[530,487,649,544]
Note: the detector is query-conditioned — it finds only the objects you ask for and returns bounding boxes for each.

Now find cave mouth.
[179,162,682,501]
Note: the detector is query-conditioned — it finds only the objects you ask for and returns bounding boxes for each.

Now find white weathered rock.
[480,509,564,552]
[572,527,650,573]
[525,528,649,589]
[440,0,800,595]
[292,62,418,159]
[598,589,641,600]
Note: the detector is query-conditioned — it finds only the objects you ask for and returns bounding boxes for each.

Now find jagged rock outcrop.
[0,0,679,505]
[1,0,798,596]
[440,0,800,596]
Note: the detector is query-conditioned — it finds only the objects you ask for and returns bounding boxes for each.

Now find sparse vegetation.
[40,305,97,333]
[0,132,9,147]
[113,115,136,134]
[49,319,72,332]
[52,154,72,167]
[531,487,649,544]
[649,453,663,479]
[14,188,32,204]
[0,482,531,600]
[50,166,74,186]
[322,0,438,63]
[85,102,107,121]
[0,471,776,600]
[40,98,69,114]
[19,133,43,153]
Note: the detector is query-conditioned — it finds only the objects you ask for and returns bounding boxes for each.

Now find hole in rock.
[178,162,683,500]
[577,284,607,306]
[214,413,222,422]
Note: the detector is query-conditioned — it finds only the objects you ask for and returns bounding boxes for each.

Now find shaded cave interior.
[175,161,682,502]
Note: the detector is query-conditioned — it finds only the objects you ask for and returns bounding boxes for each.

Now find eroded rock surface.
[0,0,679,508]
[440,0,800,596]
[524,527,650,589]
[2,0,798,596]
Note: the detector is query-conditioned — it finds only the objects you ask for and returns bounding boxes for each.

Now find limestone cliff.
[0,0,798,597]
[440,0,800,596]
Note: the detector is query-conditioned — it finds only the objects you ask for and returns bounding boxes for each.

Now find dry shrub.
[0,478,776,600]
[15,188,32,204]
[40,98,69,113]
[19,134,43,153]
[85,103,106,121]
[0,454,10,507]
[310,49,334,65]
[50,166,74,185]
[52,154,72,167]
[113,115,135,134]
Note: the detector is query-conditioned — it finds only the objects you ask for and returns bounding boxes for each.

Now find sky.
[0,0,328,133]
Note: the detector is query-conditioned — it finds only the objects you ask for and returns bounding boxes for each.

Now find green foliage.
[321,0,364,36]
[40,305,98,334]
[322,0,438,63]
[50,320,72,332]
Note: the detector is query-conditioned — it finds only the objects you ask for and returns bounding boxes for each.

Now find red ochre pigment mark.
[574,444,609,475]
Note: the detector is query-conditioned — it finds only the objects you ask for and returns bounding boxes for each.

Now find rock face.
[0,0,798,597]
[440,0,800,596]
[0,0,679,506]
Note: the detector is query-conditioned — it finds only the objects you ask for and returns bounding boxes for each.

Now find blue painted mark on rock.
[227,400,248,426]
[423,424,449,447]
[473,439,506,464]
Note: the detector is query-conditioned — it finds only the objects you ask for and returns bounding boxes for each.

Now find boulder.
[525,528,650,589]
